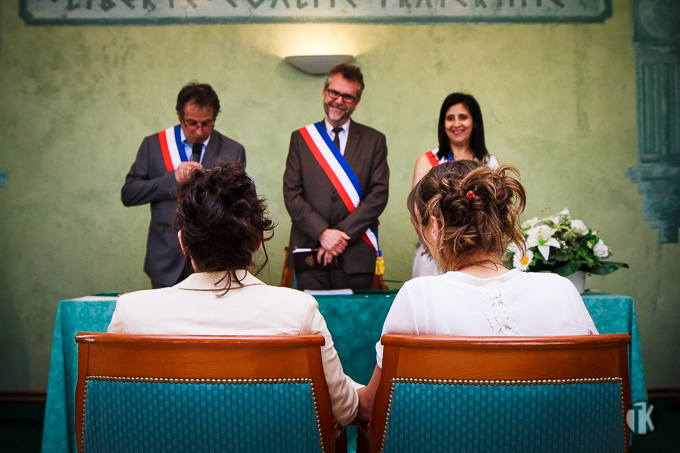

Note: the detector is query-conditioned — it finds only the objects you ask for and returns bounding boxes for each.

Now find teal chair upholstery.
[75,333,336,453]
[370,334,631,453]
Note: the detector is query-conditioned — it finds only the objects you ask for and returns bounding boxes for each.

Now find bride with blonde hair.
[358,160,596,420]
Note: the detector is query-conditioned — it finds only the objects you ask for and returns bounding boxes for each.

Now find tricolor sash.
[299,122,380,256]
[426,147,453,166]
[158,125,187,171]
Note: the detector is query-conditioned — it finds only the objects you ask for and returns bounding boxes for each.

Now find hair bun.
[407,160,526,271]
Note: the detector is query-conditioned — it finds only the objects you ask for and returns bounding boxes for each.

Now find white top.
[108,271,359,426]
[485,154,500,169]
[376,269,598,367]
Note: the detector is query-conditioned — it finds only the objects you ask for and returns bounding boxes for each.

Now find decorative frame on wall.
[18,0,612,25]
[626,0,680,243]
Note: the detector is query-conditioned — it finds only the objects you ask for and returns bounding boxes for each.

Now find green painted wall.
[1,0,678,390]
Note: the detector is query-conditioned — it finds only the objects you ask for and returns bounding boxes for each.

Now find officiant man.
[283,64,389,291]
[122,82,246,288]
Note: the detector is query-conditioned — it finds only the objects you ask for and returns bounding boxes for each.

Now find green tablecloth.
[41,292,646,453]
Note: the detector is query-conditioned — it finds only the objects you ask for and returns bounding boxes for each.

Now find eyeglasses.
[182,119,214,130]
[325,88,359,104]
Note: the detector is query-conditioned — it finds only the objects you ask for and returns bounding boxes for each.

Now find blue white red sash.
[299,122,380,255]
[426,149,499,170]
[426,147,453,166]
[158,125,187,171]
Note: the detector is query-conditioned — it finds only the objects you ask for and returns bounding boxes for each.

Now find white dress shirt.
[180,128,210,162]
[324,119,350,155]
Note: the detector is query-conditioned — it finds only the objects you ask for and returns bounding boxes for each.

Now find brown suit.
[283,120,389,285]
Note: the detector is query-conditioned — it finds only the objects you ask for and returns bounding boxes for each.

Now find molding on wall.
[627,0,680,243]
[646,387,680,399]
[0,391,47,404]
[18,0,612,26]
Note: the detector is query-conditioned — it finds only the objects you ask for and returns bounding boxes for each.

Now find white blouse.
[376,269,598,367]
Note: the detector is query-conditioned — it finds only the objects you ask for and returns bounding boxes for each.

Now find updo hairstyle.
[175,161,275,289]
[408,160,526,271]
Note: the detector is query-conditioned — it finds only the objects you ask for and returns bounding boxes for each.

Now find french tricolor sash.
[158,125,187,171]
[299,122,380,256]
[426,147,453,167]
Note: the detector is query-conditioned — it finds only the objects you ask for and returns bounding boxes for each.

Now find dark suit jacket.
[283,120,389,274]
[121,128,246,287]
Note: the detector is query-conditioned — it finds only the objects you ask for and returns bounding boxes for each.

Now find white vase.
[566,271,587,294]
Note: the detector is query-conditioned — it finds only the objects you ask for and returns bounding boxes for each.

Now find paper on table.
[71,295,120,301]
[304,289,354,296]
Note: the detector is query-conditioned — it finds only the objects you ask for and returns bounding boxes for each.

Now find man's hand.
[319,229,349,256]
[317,229,350,265]
[317,247,337,266]
[174,161,203,183]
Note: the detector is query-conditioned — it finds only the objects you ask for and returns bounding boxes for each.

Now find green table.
[41,292,646,453]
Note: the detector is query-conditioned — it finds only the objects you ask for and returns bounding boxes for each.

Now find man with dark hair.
[283,64,389,291]
[122,82,246,288]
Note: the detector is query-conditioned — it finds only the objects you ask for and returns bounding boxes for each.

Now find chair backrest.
[75,333,335,453]
[279,246,295,287]
[371,334,631,453]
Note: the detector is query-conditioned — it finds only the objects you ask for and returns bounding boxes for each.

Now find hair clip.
[466,191,475,200]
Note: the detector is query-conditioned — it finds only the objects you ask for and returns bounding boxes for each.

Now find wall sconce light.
[284,55,354,75]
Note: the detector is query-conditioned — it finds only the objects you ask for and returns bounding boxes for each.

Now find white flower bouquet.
[504,208,629,276]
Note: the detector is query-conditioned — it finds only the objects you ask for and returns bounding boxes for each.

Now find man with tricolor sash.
[283,64,389,291]
[122,82,246,288]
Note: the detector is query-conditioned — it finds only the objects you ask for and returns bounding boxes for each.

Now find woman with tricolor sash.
[411,93,500,278]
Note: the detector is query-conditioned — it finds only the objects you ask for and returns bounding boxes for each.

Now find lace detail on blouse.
[485,290,520,336]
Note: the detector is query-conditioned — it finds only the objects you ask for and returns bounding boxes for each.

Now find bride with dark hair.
[109,161,359,427]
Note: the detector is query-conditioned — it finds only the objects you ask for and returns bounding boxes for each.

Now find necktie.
[332,127,342,152]
[191,142,202,162]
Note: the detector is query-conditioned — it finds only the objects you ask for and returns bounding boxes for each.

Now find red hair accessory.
[466,191,475,200]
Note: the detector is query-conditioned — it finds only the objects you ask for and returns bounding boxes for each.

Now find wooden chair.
[370,334,632,453]
[75,333,336,453]
[280,246,295,287]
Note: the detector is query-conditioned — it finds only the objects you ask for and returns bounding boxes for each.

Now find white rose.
[593,239,610,258]
[571,219,588,235]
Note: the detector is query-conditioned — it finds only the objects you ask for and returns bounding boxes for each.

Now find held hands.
[174,161,203,183]
[317,229,350,265]
[356,386,374,424]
